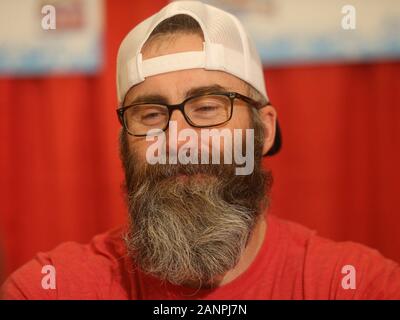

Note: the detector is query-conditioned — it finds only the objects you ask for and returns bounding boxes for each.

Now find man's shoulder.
[48,226,128,266]
[269,215,400,299]
[270,214,394,260]
[1,227,129,300]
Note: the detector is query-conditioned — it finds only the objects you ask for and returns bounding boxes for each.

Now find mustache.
[123,150,237,186]
[138,162,236,180]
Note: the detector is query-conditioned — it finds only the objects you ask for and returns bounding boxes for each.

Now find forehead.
[124,33,247,105]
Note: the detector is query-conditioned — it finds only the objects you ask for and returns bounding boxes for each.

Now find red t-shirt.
[2,214,400,299]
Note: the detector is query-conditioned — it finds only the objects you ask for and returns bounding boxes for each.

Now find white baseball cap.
[116,0,268,104]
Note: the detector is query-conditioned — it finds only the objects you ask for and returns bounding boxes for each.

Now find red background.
[1,0,399,279]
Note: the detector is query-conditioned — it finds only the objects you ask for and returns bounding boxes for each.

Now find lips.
[178,172,207,179]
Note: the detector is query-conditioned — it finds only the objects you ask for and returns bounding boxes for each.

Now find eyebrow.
[124,84,229,106]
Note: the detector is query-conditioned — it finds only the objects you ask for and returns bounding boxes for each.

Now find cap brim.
[265,120,282,156]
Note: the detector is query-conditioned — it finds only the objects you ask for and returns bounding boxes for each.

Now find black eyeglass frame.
[116,91,268,137]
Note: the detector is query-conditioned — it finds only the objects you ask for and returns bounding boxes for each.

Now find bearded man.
[2,1,399,299]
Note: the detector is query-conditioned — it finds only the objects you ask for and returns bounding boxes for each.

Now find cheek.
[127,136,151,162]
[202,108,252,157]
[229,105,252,130]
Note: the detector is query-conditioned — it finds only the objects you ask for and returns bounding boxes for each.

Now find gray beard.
[120,119,272,288]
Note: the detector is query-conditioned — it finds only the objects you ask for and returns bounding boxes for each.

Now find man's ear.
[259,105,277,156]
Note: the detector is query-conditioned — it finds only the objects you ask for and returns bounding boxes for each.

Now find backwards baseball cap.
[116,0,281,156]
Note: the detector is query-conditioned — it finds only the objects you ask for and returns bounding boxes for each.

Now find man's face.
[123,33,256,161]
[120,33,273,288]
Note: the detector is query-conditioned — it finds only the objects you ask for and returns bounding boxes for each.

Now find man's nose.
[166,109,197,152]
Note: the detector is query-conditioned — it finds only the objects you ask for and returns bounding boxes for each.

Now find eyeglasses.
[116,92,264,136]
